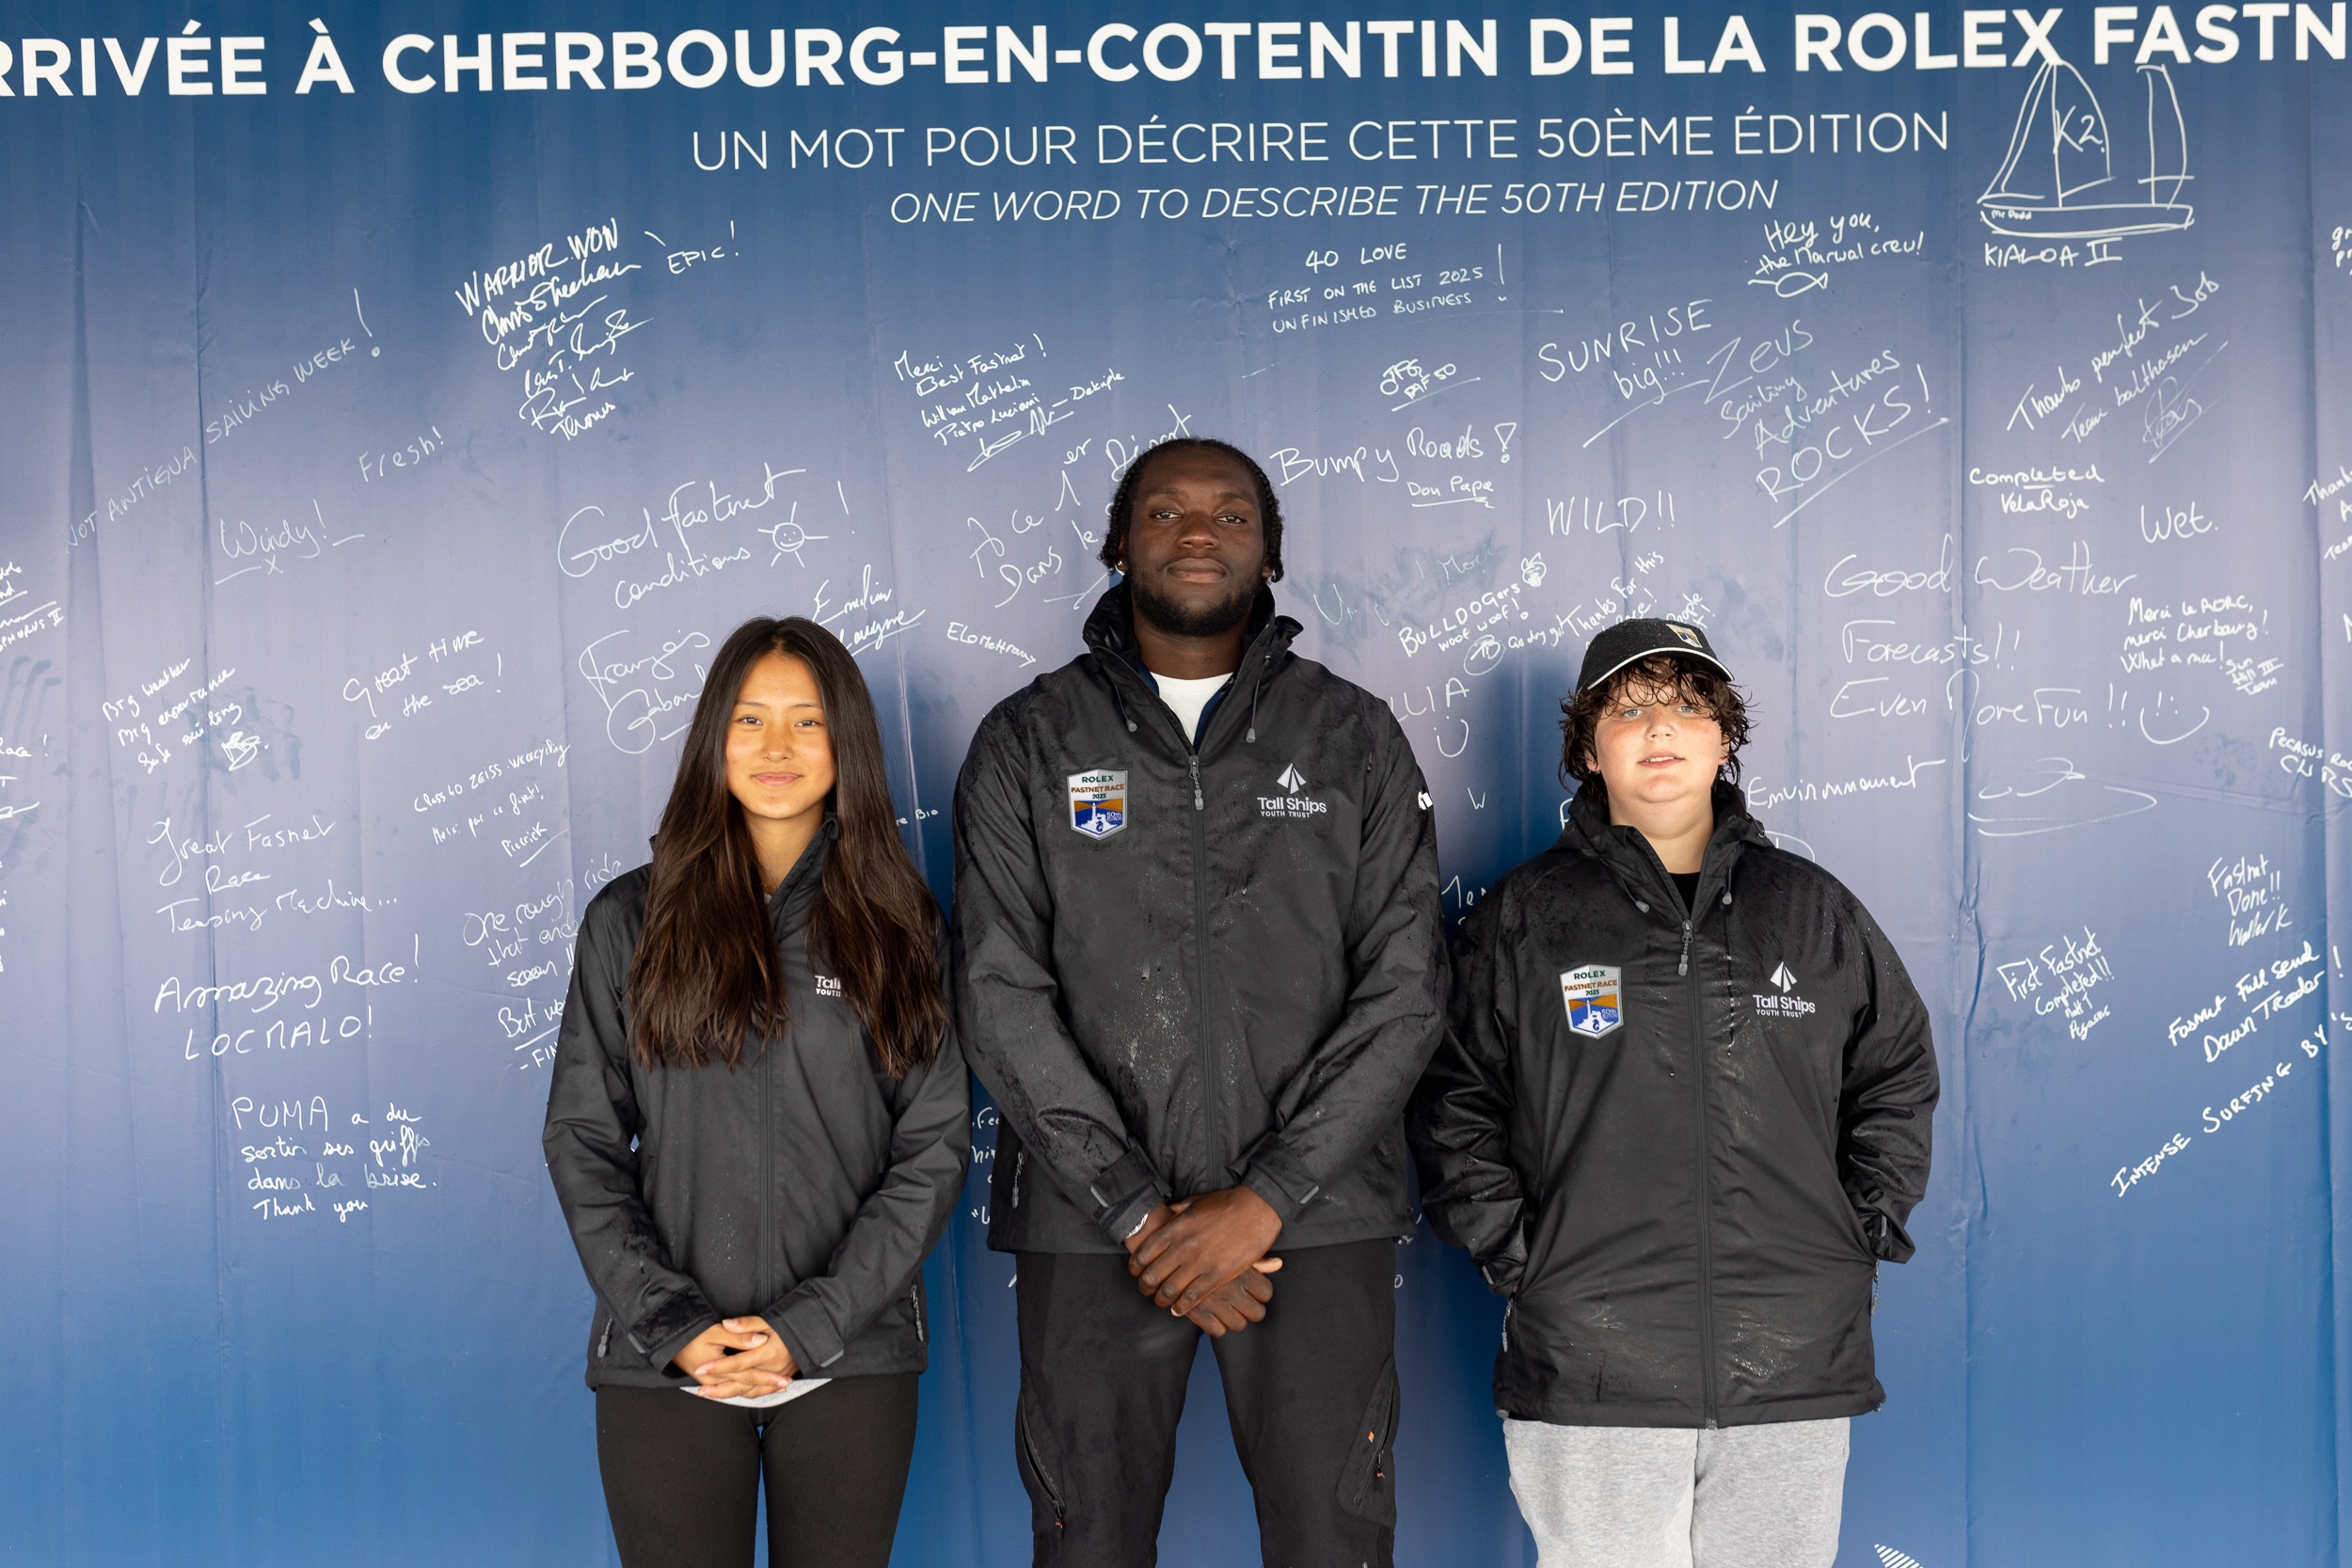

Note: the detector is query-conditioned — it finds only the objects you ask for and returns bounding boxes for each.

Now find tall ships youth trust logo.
[1068,769,1126,838]
[1259,763,1329,819]
[1754,960,1819,1018]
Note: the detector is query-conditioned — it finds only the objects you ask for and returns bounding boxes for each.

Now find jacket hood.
[1565,780,1768,897]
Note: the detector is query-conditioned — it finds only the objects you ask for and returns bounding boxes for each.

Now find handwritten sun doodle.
[759,501,828,567]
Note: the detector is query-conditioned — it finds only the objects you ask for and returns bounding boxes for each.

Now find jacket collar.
[1082,582,1300,748]
[1564,781,1767,911]
[765,814,836,928]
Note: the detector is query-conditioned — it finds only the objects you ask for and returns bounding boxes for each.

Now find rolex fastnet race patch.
[1560,963,1623,1038]
[1068,768,1126,838]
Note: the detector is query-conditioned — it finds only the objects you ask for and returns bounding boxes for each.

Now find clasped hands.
[669,1188,1284,1386]
[1124,1186,1284,1338]
[675,1316,796,1400]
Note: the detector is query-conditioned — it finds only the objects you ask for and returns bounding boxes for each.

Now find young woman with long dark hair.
[544,616,967,1568]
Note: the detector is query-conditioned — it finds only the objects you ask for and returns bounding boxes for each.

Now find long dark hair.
[627,617,946,1075]
[1097,437,1286,581]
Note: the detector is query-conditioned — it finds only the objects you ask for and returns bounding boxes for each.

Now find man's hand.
[1127,1185,1283,1316]
[674,1316,797,1400]
[1184,1265,1277,1338]
[1122,1201,1181,1259]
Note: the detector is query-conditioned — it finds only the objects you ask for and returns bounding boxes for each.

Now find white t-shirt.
[1154,673,1232,745]
[695,1375,830,1410]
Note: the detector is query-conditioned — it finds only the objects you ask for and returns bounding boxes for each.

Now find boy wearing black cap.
[1407,619,1938,1568]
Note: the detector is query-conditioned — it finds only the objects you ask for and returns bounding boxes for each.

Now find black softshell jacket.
[954,585,1445,1252]
[542,825,969,1388]
[1408,785,1938,1427]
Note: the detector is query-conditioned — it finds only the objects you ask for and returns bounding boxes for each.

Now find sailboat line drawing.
[1979,58,2194,254]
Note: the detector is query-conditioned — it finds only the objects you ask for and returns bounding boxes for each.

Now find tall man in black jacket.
[954,438,1445,1568]
[1409,620,1938,1568]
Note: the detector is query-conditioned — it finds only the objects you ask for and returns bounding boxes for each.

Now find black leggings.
[596,1374,919,1568]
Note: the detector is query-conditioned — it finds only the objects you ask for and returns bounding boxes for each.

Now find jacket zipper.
[1188,752,1220,1180]
[1104,634,1272,1205]
[758,913,778,1332]
[1684,904,1720,1427]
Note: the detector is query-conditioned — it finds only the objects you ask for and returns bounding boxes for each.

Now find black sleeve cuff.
[1088,1147,1167,1244]
[1477,1226,1529,1298]
[1239,1147,1322,1226]
[1848,1184,1917,1264]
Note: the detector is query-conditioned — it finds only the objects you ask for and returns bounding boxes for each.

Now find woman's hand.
[675,1316,798,1400]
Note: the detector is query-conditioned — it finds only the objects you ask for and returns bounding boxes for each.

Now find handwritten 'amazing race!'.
[2,8,2349,101]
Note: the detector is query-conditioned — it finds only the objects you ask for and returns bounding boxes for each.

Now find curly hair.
[1559,654,1752,800]
[1097,437,1285,583]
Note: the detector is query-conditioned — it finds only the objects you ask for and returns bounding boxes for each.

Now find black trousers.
[1013,1239,1400,1568]
[595,1374,918,1568]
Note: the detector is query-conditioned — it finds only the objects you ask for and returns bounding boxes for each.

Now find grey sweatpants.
[1502,1417,1849,1568]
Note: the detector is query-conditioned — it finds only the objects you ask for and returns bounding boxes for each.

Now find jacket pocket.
[1014,1380,1067,1538]
[1336,1355,1401,1528]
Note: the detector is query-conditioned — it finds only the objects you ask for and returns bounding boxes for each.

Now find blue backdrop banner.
[3,4,2349,1563]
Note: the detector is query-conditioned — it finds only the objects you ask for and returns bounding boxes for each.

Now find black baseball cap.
[1574,618,1732,695]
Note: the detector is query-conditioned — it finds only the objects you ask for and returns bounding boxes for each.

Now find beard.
[1129,569,1259,640]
